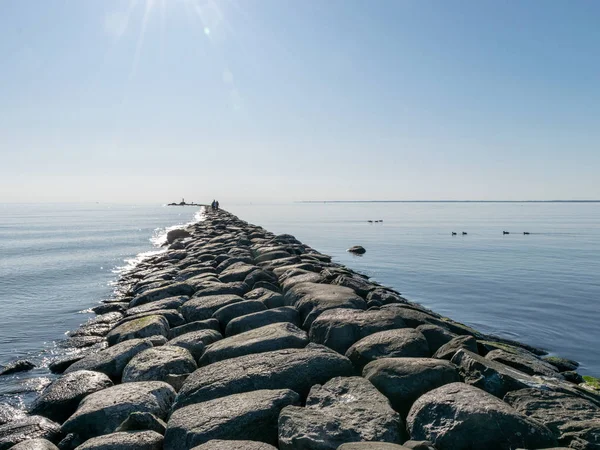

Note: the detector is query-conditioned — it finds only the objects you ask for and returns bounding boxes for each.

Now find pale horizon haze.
[1,1,599,204]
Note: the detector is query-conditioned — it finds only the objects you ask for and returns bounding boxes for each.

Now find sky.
[1,0,599,203]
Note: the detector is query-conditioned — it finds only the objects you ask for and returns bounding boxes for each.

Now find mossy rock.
[581,375,600,392]
[542,356,579,372]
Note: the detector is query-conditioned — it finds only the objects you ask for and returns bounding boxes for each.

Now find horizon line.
[297,200,600,204]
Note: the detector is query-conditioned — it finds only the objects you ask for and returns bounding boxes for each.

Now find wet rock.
[416,325,456,353]
[363,357,460,417]
[66,337,105,349]
[165,389,299,450]
[74,431,163,450]
[406,383,557,450]
[61,382,175,441]
[106,316,170,346]
[0,416,61,450]
[309,308,406,355]
[48,356,84,375]
[191,440,277,450]
[119,309,185,329]
[347,246,366,254]
[92,303,128,315]
[122,346,197,383]
[563,371,584,384]
[486,349,561,378]
[167,330,222,360]
[504,388,600,448]
[129,283,195,308]
[10,439,59,449]
[212,300,267,328]
[0,360,36,376]
[543,356,579,372]
[115,412,166,434]
[65,339,153,381]
[199,323,309,366]
[285,283,367,328]
[167,229,191,244]
[345,329,430,370]
[170,319,220,338]
[126,296,188,316]
[278,376,404,450]
[174,345,354,411]
[432,335,478,360]
[29,370,113,423]
[450,349,537,398]
[68,324,112,339]
[225,306,299,337]
[180,295,244,323]
[0,404,26,426]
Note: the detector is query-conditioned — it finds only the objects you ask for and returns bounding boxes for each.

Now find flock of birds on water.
[366,220,530,236]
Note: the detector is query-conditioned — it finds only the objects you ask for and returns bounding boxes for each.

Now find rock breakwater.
[1,208,599,450]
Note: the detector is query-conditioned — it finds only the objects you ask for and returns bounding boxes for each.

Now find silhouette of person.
[216,201,220,210]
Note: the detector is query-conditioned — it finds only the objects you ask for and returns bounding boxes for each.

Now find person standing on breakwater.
[211,200,216,210]
[216,200,219,210]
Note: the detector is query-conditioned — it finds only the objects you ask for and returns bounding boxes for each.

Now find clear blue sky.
[1,0,599,203]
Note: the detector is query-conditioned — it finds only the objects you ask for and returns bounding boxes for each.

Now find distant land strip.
[297,200,600,203]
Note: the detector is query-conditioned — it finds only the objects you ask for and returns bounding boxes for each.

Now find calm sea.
[1,202,599,407]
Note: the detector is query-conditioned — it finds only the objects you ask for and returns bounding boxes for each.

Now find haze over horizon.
[1,1,599,203]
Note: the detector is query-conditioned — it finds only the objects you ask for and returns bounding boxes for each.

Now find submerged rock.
[122,346,197,383]
[0,360,36,376]
[278,376,404,450]
[174,345,354,411]
[0,416,61,450]
[347,246,366,255]
[406,383,557,450]
[363,357,460,416]
[165,389,300,450]
[61,381,176,441]
[29,370,113,424]
[74,431,163,450]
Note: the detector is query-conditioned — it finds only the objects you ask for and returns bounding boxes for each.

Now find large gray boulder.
[362,358,460,416]
[432,335,478,360]
[126,296,188,317]
[225,307,299,337]
[122,346,197,383]
[180,295,244,323]
[191,282,248,298]
[61,382,176,441]
[199,323,308,366]
[218,263,259,283]
[115,412,166,435]
[106,316,170,346]
[416,325,456,353]
[8,438,59,449]
[29,370,113,423]
[166,229,191,244]
[170,319,220,338]
[212,300,266,328]
[345,329,430,370]
[486,349,561,378]
[74,431,163,450]
[0,416,61,450]
[65,339,153,381]
[191,441,277,450]
[165,389,300,450]
[129,283,195,308]
[504,388,600,448]
[0,404,26,425]
[120,309,185,328]
[406,383,557,450]
[167,330,222,360]
[309,308,407,355]
[450,349,537,398]
[285,284,366,328]
[278,377,404,450]
[174,345,354,411]
[0,360,35,376]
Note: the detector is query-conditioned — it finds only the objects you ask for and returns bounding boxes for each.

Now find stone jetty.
[2,208,600,450]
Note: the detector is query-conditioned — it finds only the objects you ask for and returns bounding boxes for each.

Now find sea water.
[0,201,599,407]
